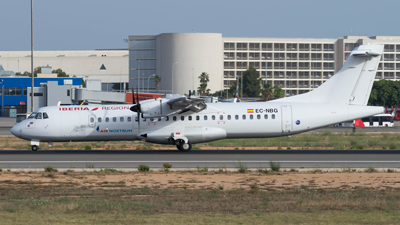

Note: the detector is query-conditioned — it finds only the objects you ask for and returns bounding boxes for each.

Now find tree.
[197,72,210,96]
[242,66,262,97]
[262,83,274,100]
[20,66,41,77]
[272,85,284,98]
[154,75,161,93]
[368,79,400,106]
[52,68,69,77]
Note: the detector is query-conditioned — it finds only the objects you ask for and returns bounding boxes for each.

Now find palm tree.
[262,83,273,100]
[154,75,161,93]
[197,72,210,96]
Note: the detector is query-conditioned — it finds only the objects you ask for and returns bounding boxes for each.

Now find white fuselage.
[11,102,384,145]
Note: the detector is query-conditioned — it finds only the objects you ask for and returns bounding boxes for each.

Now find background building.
[129,34,400,96]
[0,50,129,91]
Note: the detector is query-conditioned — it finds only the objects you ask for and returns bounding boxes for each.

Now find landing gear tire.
[177,141,192,152]
[32,145,38,151]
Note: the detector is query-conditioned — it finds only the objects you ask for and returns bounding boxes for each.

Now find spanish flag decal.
[247,109,254,113]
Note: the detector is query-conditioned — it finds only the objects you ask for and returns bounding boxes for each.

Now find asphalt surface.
[1,150,400,169]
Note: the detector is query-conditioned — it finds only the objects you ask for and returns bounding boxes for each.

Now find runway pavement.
[1,150,400,169]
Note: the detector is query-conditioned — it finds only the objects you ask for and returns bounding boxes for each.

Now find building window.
[311,62,322,69]
[324,53,334,60]
[224,62,235,69]
[384,45,395,52]
[286,43,297,51]
[384,54,395,61]
[262,53,272,60]
[324,62,334,70]
[286,53,297,60]
[274,43,285,51]
[299,71,309,79]
[249,62,260,69]
[299,44,310,51]
[299,53,309,60]
[224,43,235,50]
[237,43,248,50]
[384,63,394,70]
[311,44,322,51]
[262,43,272,51]
[224,52,234,59]
[274,62,285,69]
[261,62,272,70]
[249,43,260,50]
[345,43,359,51]
[236,52,247,60]
[274,71,284,78]
[323,44,334,51]
[236,62,247,69]
[311,53,322,60]
[274,53,285,60]
[286,62,297,69]
[249,52,260,60]
[4,87,22,96]
[299,62,309,69]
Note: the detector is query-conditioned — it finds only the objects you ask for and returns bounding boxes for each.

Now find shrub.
[163,163,172,169]
[44,165,58,172]
[289,168,299,172]
[100,168,118,173]
[197,166,209,172]
[86,163,95,169]
[365,167,378,173]
[85,145,92,150]
[269,161,280,172]
[235,161,248,173]
[0,167,2,172]
[387,168,395,173]
[138,164,150,172]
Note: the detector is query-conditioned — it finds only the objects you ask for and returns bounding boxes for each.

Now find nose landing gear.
[32,145,38,151]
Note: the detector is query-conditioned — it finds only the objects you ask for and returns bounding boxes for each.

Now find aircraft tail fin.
[273,44,383,105]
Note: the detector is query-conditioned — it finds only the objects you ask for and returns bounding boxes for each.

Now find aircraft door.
[88,114,96,128]
[281,105,292,132]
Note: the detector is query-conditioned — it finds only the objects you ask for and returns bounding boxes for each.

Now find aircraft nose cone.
[10,124,22,138]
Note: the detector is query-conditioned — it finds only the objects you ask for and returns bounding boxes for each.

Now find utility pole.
[30,0,34,113]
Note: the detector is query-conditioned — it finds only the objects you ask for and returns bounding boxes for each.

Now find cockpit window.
[35,113,42,119]
[43,112,49,119]
[28,112,37,119]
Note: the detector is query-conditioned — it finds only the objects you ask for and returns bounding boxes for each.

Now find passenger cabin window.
[150,118,154,122]
[166,116,169,121]
[105,117,109,122]
[204,115,208,120]
[212,115,216,120]
[120,117,124,122]
[113,117,117,122]
[135,116,138,122]
[235,115,239,120]
[196,116,200,121]
[158,118,161,121]
[181,116,184,121]
[43,112,49,119]
[188,116,192,121]
[272,114,275,119]
[173,116,177,121]
[220,115,223,120]
[257,115,261,119]
[250,115,253,120]
[90,117,95,123]
[228,115,231,120]
[264,114,268,119]
[35,113,42,119]
[98,117,102,122]
[242,115,246,120]
[127,117,131,122]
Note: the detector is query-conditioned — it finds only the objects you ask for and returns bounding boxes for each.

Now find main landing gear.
[32,145,38,151]
[176,140,192,152]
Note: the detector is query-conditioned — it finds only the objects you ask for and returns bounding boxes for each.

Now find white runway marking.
[1,161,400,163]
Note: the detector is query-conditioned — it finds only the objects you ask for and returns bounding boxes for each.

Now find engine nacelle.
[138,127,226,144]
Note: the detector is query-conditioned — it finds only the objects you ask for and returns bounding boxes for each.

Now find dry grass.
[3,132,400,150]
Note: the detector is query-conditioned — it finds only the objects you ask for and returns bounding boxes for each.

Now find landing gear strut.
[176,140,192,152]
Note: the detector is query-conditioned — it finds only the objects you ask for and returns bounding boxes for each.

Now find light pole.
[107,75,115,92]
[83,70,91,88]
[119,64,126,92]
[172,62,178,94]
[147,74,155,93]
[0,79,3,117]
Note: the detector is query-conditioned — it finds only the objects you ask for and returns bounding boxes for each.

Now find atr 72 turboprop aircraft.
[11,45,385,152]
